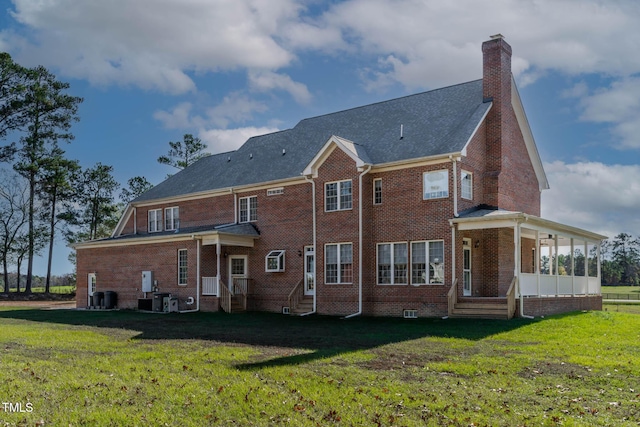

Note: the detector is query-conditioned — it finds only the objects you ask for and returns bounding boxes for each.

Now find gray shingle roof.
[135,79,490,203]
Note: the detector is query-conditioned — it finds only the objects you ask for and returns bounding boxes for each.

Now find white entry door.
[228,255,248,290]
[304,247,315,296]
[463,239,472,296]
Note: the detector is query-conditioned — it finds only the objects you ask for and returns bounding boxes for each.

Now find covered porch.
[449,210,606,318]
[193,223,259,313]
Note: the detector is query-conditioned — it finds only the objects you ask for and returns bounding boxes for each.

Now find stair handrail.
[447,278,458,317]
[506,276,517,319]
[232,278,249,311]
[219,280,233,313]
[287,279,304,312]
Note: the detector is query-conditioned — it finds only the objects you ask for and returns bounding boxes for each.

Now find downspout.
[180,235,201,313]
[301,175,317,316]
[450,156,459,218]
[133,207,137,234]
[345,164,372,319]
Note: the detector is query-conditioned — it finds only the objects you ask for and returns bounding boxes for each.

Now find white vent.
[403,309,418,319]
[267,187,284,196]
[282,306,290,315]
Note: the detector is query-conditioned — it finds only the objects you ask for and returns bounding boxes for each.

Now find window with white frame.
[411,241,445,284]
[239,196,257,222]
[148,209,162,232]
[423,170,449,199]
[461,170,473,200]
[325,180,352,211]
[377,242,408,284]
[178,249,188,286]
[165,206,179,230]
[265,250,285,272]
[325,243,353,284]
[373,178,382,205]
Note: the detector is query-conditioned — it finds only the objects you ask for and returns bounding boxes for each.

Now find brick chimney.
[482,34,513,209]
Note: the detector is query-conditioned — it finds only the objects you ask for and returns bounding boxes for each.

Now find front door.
[463,239,472,296]
[228,255,248,291]
[304,246,315,296]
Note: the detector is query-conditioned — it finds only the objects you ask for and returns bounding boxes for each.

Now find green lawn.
[0,308,638,426]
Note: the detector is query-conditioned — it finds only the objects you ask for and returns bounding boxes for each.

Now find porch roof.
[451,209,607,243]
[74,223,259,249]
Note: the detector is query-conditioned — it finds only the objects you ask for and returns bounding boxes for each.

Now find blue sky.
[1,0,639,275]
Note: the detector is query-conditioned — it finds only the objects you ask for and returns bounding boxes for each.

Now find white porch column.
[535,230,540,296]
[597,242,602,294]
[451,223,456,285]
[571,238,575,296]
[514,221,521,299]
[216,240,221,295]
[555,234,559,296]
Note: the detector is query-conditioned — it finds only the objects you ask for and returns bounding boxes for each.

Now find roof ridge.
[296,79,483,125]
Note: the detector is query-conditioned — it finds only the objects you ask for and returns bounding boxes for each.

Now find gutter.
[300,175,317,316]
[344,164,372,319]
[179,235,201,313]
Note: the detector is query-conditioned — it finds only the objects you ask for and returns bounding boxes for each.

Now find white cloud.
[5,0,298,93]
[542,161,640,238]
[199,126,279,154]
[248,70,312,104]
[153,102,198,130]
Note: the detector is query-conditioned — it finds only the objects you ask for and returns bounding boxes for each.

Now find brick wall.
[520,296,602,317]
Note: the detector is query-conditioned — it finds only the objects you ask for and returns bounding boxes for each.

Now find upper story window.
[423,170,449,200]
[148,209,162,233]
[461,170,473,200]
[165,207,179,230]
[239,196,257,223]
[373,178,382,205]
[325,180,352,211]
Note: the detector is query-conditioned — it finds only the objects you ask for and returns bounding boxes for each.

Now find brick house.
[75,36,606,318]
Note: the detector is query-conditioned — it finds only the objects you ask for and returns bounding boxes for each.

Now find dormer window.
[165,207,179,230]
[148,209,162,233]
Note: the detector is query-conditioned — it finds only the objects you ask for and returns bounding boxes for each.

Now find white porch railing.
[520,273,601,297]
[202,277,219,296]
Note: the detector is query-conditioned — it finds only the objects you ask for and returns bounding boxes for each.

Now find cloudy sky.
[1,0,639,275]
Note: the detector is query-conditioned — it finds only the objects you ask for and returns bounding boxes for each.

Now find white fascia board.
[511,76,550,191]
[112,204,133,237]
[460,101,493,157]
[302,135,369,177]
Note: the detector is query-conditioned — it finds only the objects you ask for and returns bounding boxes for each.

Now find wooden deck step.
[291,297,314,315]
[450,298,509,319]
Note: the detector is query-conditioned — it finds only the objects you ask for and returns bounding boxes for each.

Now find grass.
[601,286,640,294]
[0,308,639,426]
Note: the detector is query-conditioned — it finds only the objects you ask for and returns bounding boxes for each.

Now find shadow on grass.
[0,307,540,369]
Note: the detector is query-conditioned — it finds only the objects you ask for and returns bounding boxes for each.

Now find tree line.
[0,53,208,295]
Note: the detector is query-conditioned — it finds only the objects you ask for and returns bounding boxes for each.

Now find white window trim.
[239,195,258,223]
[265,250,285,272]
[178,248,188,286]
[325,179,353,212]
[423,170,449,200]
[324,242,353,284]
[461,170,473,200]
[410,240,445,285]
[148,209,162,233]
[165,206,179,231]
[373,178,382,205]
[377,242,409,285]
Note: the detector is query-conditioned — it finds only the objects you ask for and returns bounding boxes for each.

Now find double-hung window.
[325,180,352,211]
[461,170,473,200]
[373,178,382,205]
[178,249,188,286]
[148,209,162,233]
[423,170,449,199]
[165,207,179,230]
[377,243,408,284]
[411,241,445,284]
[239,196,257,222]
[325,243,353,284]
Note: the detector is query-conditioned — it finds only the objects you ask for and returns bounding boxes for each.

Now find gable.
[303,135,371,177]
